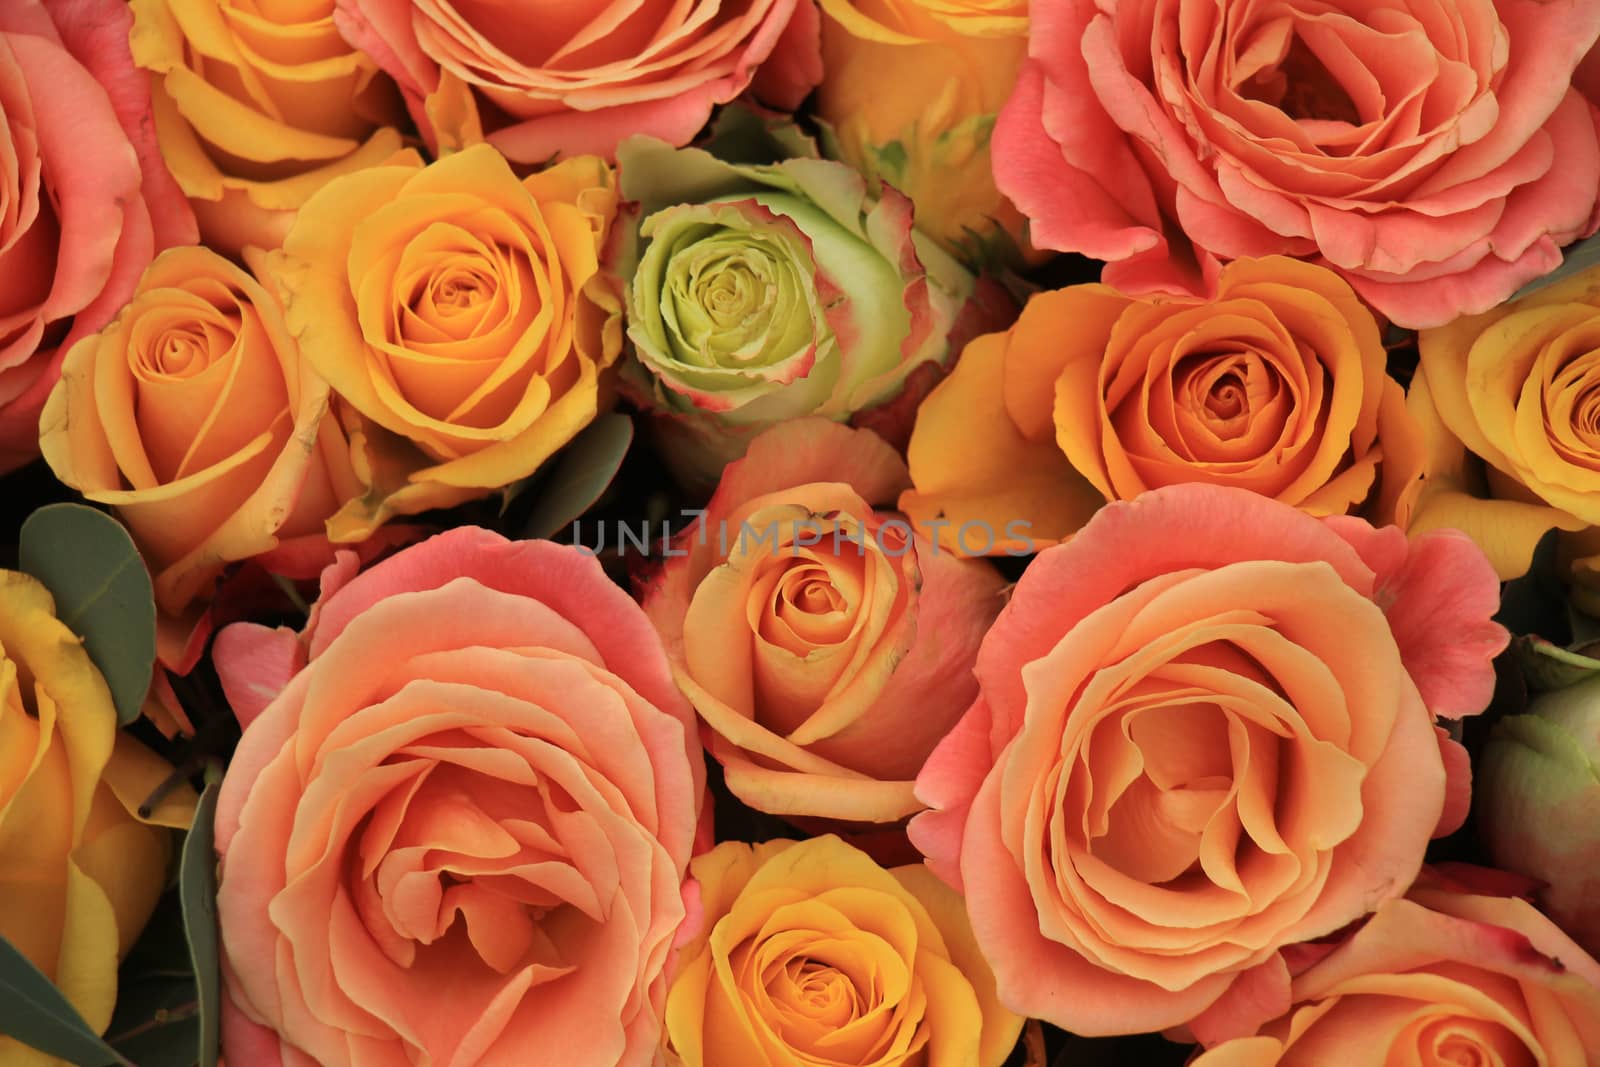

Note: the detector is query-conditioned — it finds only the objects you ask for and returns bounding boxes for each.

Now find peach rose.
[268,143,623,541]
[0,570,195,1066]
[901,257,1423,555]
[814,0,1030,263]
[1410,261,1600,605]
[40,246,360,669]
[0,0,195,472]
[911,484,1506,1042]
[994,0,1600,329]
[213,528,704,1067]
[1192,878,1600,1064]
[332,0,823,162]
[642,418,1006,824]
[664,835,1023,1067]
[129,0,407,257]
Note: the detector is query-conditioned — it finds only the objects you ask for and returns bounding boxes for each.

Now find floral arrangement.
[4,1,1600,1065]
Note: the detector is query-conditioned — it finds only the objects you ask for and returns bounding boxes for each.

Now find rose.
[1191,878,1600,1064]
[267,142,623,541]
[1477,674,1600,958]
[1410,261,1600,602]
[129,0,406,257]
[0,0,195,472]
[0,570,195,1066]
[814,0,1030,264]
[664,835,1023,1067]
[827,0,1026,37]
[212,528,704,1067]
[617,125,984,487]
[901,257,1423,555]
[331,0,822,162]
[39,246,360,670]
[993,0,1600,329]
[641,418,1005,824]
[910,484,1506,1042]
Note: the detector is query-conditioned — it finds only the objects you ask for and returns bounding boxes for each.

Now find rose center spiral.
[1244,33,1361,126]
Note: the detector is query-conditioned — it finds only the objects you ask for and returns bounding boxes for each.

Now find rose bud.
[1478,673,1600,957]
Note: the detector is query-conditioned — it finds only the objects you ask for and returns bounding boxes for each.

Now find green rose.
[616,116,981,487]
[1478,674,1600,958]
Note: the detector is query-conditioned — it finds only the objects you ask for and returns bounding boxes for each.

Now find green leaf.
[105,977,200,1067]
[181,778,222,1067]
[18,504,156,726]
[1510,232,1600,301]
[109,894,201,1067]
[519,414,635,541]
[0,934,133,1066]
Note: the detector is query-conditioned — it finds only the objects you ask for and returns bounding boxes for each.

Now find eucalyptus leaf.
[110,895,200,1067]
[1509,232,1600,301]
[0,934,133,1066]
[520,414,635,541]
[106,977,200,1067]
[18,504,155,725]
[181,780,222,1067]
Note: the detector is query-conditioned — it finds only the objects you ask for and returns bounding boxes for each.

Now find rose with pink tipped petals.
[1192,880,1600,1063]
[911,484,1505,1041]
[0,0,195,471]
[332,0,822,162]
[214,528,704,1067]
[642,418,1006,825]
[994,0,1600,329]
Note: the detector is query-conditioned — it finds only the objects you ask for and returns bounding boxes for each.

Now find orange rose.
[642,418,1006,824]
[0,0,196,472]
[39,245,357,668]
[129,0,407,256]
[665,835,1023,1067]
[902,256,1423,554]
[1192,878,1600,1064]
[213,529,703,1067]
[911,485,1505,1042]
[268,143,623,541]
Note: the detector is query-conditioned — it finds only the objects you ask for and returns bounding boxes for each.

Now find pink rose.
[1193,873,1600,1063]
[333,0,823,162]
[0,0,195,470]
[911,484,1505,1042]
[213,529,704,1067]
[995,0,1600,329]
[641,418,1007,824]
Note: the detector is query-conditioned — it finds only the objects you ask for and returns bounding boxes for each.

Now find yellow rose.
[129,0,406,257]
[40,246,359,668]
[815,0,1030,264]
[269,142,623,541]
[1411,264,1600,594]
[665,835,1022,1067]
[0,571,194,1066]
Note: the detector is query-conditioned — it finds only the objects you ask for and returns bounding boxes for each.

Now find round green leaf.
[18,504,155,726]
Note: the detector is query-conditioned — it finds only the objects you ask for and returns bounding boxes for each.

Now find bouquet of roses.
[4,0,1600,1064]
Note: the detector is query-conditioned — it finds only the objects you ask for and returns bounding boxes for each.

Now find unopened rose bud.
[1479,677,1600,956]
